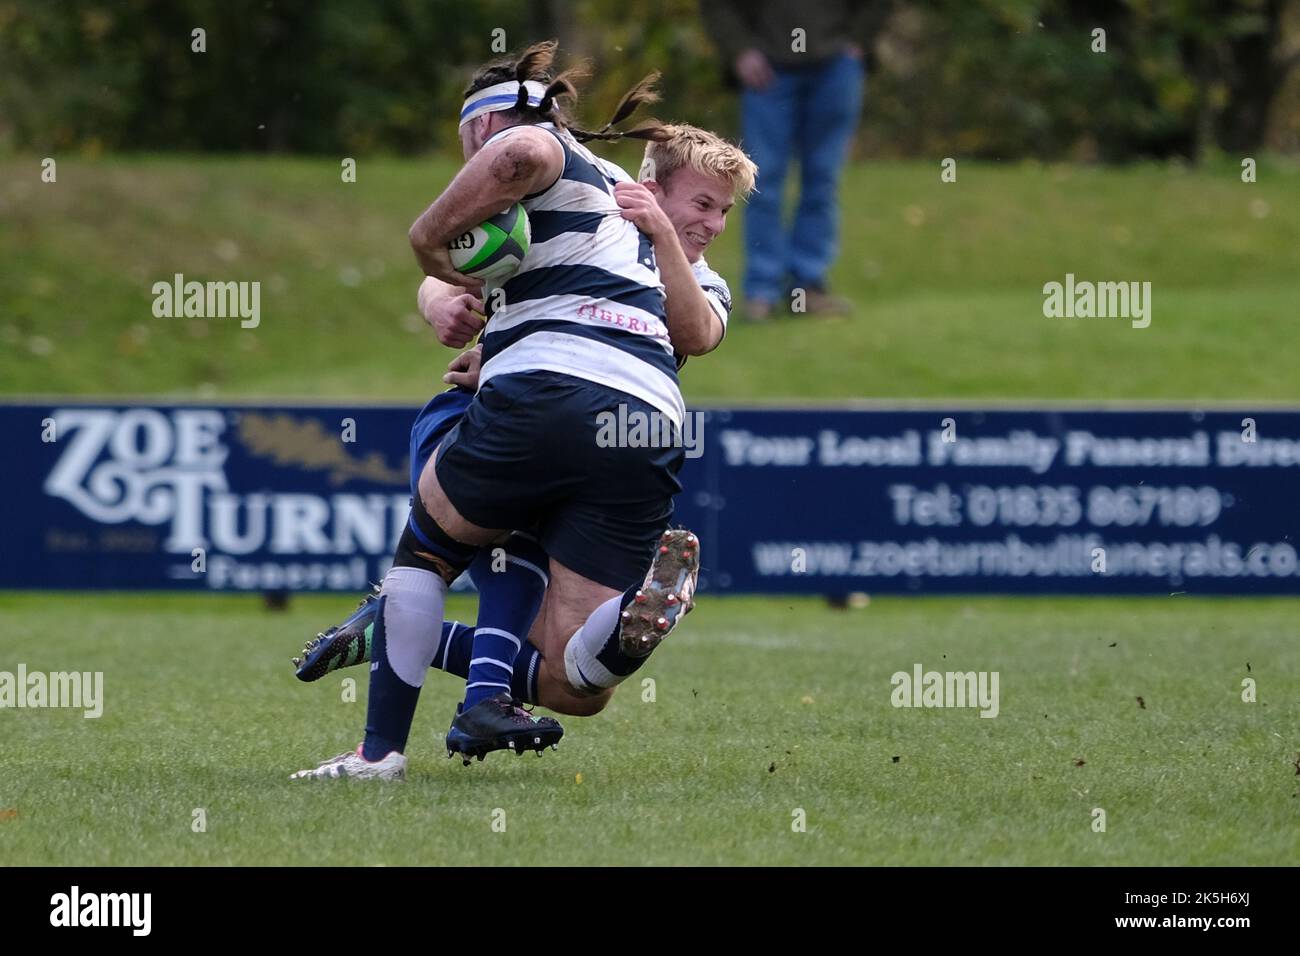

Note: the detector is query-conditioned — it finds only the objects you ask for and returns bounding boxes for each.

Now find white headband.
[459,80,548,127]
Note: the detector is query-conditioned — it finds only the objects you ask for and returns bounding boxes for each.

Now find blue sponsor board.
[3,402,1298,594]
[695,408,1300,595]
[5,403,412,592]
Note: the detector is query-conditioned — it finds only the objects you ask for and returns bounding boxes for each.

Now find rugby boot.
[293,585,380,682]
[619,528,700,657]
[289,744,406,780]
[445,692,563,765]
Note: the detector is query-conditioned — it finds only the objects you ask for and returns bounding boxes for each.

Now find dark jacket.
[700,0,885,70]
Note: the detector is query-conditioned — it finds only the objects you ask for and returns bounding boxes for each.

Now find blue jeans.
[741,52,865,303]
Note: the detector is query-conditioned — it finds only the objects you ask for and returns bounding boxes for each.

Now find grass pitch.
[1,591,1296,866]
[2,154,1297,866]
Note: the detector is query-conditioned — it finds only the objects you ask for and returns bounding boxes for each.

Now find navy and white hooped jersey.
[693,256,731,337]
[476,123,684,428]
[675,256,732,370]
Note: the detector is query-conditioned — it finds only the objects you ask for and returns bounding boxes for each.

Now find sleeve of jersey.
[677,281,730,370]
[674,262,734,371]
[699,277,733,343]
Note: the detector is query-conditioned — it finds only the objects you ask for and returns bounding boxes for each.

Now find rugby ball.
[447,203,531,281]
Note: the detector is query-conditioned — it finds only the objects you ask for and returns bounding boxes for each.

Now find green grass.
[2,154,1298,403]
[1,592,1296,865]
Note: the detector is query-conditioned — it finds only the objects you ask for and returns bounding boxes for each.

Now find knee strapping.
[394,496,477,579]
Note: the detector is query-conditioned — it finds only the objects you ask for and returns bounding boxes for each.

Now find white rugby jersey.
[477,123,684,428]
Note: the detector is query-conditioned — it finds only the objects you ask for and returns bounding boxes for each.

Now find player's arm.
[418,276,486,349]
[408,127,563,287]
[613,182,724,356]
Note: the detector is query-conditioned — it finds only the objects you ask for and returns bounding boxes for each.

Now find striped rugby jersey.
[477,123,684,428]
[676,256,733,370]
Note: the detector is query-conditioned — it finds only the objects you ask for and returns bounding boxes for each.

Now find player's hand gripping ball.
[447,203,531,282]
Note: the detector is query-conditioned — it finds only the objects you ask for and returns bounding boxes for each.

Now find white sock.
[379,566,446,687]
[562,593,624,693]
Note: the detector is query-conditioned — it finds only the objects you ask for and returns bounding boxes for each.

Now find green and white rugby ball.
[447,203,531,281]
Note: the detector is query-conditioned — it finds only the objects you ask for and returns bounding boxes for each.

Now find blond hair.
[639,125,758,200]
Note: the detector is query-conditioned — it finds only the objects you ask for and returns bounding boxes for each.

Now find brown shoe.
[742,299,777,323]
[798,285,853,317]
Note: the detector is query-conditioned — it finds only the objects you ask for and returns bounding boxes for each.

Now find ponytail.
[570,72,673,144]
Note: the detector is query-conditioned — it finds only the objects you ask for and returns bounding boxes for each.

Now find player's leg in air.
[292,383,479,684]
[291,338,698,718]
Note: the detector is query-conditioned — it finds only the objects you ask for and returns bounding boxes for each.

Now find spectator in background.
[701,1,874,321]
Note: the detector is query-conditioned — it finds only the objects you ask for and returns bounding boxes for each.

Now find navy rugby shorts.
[434,370,684,590]
[408,387,474,497]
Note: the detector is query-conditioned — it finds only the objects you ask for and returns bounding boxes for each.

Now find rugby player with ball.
[292,42,755,780]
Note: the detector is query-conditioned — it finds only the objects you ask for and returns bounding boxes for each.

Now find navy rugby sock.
[432,620,543,705]
[433,621,475,681]
[462,533,549,709]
